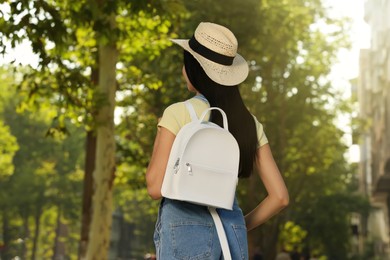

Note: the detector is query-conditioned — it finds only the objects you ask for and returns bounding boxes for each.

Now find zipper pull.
[186,163,192,175]
[173,158,180,174]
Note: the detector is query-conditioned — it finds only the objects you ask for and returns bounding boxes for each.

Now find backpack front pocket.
[175,161,237,210]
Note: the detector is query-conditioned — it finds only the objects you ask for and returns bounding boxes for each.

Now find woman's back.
[146,22,289,259]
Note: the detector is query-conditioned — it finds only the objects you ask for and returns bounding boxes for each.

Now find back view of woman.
[146,22,289,259]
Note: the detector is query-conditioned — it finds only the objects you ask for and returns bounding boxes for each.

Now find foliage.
[0,72,19,258]
[0,121,18,180]
[0,67,85,259]
[0,0,180,130]
[279,221,308,251]
[296,192,370,258]
[1,0,184,258]
[0,0,369,258]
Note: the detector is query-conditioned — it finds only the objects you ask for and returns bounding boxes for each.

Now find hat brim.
[171,39,249,86]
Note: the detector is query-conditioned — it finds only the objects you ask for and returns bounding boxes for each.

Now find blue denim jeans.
[154,198,248,260]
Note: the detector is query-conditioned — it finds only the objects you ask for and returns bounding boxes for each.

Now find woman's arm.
[146,127,176,200]
[245,144,289,231]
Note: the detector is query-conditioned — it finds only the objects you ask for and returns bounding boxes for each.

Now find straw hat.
[171,22,249,86]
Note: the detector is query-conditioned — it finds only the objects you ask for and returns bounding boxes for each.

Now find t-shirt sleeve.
[253,116,268,147]
[157,103,185,135]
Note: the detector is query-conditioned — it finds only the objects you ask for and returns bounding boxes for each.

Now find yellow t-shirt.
[158,96,268,147]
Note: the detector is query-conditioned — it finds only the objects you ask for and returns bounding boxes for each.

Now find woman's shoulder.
[164,97,208,114]
[250,114,268,147]
[158,100,191,135]
[160,97,208,129]
[251,114,263,128]
[164,101,186,112]
[161,101,188,124]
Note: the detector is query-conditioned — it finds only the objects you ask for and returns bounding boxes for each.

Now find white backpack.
[161,100,240,260]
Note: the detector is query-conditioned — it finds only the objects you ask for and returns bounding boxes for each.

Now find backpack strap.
[184,101,198,122]
[199,107,229,131]
[185,99,232,258]
[185,101,230,131]
[208,207,232,260]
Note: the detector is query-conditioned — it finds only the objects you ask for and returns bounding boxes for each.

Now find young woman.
[146,22,289,259]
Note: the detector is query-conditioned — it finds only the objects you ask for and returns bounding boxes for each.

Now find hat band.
[189,36,234,66]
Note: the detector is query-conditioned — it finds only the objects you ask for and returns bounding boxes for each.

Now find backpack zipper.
[173,158,180,174]
[186,163,193,175]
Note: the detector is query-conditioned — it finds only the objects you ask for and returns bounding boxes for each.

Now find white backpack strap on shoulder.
[208,207,232,260]
[184,101,198,121]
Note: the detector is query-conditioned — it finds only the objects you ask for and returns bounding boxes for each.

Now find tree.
[0,117,18,260]
[1,1,181,257]
[0,114,18,183]
[0,67,85,259]
[0,0,365,258]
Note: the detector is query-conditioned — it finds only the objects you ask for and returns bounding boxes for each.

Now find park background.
[0,0,389,259]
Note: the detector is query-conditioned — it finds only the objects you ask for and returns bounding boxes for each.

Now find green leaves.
[0,0,364,258]
[279,221,308,251]
[0,67,85,258]
[0,121,18,180]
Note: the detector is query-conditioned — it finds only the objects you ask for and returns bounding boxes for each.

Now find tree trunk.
[21,211,30,259]
[1,210,12,260]
[31,204,43,260]
[53,206,68,260]
[78,131,96,259]
[85,13,118,259]
[53,206,61,259]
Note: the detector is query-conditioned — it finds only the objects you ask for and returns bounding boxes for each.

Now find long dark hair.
[184,50,258,178]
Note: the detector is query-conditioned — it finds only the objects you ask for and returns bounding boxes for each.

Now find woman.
[146,22,289,259]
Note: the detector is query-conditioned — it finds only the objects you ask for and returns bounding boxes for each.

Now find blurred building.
[357,0,390,258]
